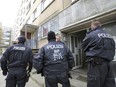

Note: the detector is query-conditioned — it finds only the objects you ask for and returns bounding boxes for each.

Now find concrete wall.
[38,0,116,48]
[59,0,116,30]
[34,0,64,25]
[35,0,65,48]
[38,38,48,48]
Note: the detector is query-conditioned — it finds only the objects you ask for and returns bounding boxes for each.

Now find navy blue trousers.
[6,68,27,87]
[87,62,115,87]
[45,72,70,87]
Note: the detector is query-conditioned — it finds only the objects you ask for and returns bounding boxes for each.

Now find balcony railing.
[26,39,37,49]
[39,0,116,38]
[59,0,116,30]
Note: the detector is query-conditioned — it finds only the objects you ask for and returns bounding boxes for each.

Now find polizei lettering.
[47,45,63,49]
[13,46,26,51]
[98,33,112,38]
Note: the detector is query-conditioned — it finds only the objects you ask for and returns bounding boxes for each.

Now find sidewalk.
[0,69,87,87]
[0,70,5,87]
[31,69,87,87]
[0,69,39,87]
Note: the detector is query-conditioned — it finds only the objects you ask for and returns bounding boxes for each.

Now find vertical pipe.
[25,25,28,46]
[25,25,27,39]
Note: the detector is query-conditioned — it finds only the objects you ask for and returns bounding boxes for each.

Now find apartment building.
[13,0,68,49]
[13,0,116,86]
[0,26,12,54]
[14,0,116,67]
[0,23,3,54]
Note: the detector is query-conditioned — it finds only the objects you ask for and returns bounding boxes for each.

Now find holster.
[87,58,106,65]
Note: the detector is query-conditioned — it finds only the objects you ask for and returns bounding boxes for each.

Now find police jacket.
[1,43,33,72]
[82,27,115,61]
[33,40,74,75]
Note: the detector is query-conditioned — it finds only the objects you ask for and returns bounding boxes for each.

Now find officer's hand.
[68,73,72,79]
[2,71,7,76]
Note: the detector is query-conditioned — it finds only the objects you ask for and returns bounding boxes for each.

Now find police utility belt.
[87,57,110,65]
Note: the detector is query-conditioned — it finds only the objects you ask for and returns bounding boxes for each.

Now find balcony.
[21,24,38,33]
[21,24,39,49]
[59,0,116,32]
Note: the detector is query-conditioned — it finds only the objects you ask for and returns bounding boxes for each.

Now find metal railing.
[26,39,37,49]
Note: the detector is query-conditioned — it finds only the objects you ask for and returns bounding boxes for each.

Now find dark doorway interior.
[68,30,87,69]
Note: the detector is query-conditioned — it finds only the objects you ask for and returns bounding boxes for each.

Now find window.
[41,16,59,38]
[36,4,41,17]
[33,9,37,21]
[27,17,31,24]
[49,17,59,32]
[41,0,54,11]
[28,2,31,9]
[26,2,31,15]
[42,25,48,37]
[27,9,37,23]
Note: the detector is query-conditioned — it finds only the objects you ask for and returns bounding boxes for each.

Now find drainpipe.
[25,25,28,46]
[25,25,27,39]
[36,28,38,49]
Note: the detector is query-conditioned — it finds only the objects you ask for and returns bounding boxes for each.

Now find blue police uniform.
[82,27,116,87]
[33,31,74,87]
[1,36,33,87]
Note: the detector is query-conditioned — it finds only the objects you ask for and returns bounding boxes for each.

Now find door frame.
[67,34,82,69]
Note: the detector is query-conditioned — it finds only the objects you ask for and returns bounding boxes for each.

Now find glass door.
[68,35,82,68]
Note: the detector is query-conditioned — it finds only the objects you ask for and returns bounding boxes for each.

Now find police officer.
[33,31,74,87]
[82,20,116,87]
[56,33,61,42]
[1,36,33,87]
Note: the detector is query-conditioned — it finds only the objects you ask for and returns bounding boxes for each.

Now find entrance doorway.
[68,30,86,68]
[68,35,83,68]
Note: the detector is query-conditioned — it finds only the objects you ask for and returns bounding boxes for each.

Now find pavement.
[30,69,87,87]
[0,69,39,87]
[0,70,5,87]
[0,68,87,87]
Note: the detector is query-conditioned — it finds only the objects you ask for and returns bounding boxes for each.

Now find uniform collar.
[48,39,56,43]
[87,26,102,34]
[93,26,102,31]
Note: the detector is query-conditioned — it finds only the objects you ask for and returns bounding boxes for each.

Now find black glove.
[68,73,72,79]
[2,71,7,76]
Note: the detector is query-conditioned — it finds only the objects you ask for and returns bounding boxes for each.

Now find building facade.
[0,23,3,54]
[13,0,116,86]
[13,0,72,49]
[0,26,12,54]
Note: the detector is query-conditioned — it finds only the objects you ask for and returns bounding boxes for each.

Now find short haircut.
[91,19,101,27]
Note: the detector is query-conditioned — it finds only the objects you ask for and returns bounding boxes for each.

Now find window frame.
[41,0,55,12]
[41,16,59,38]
